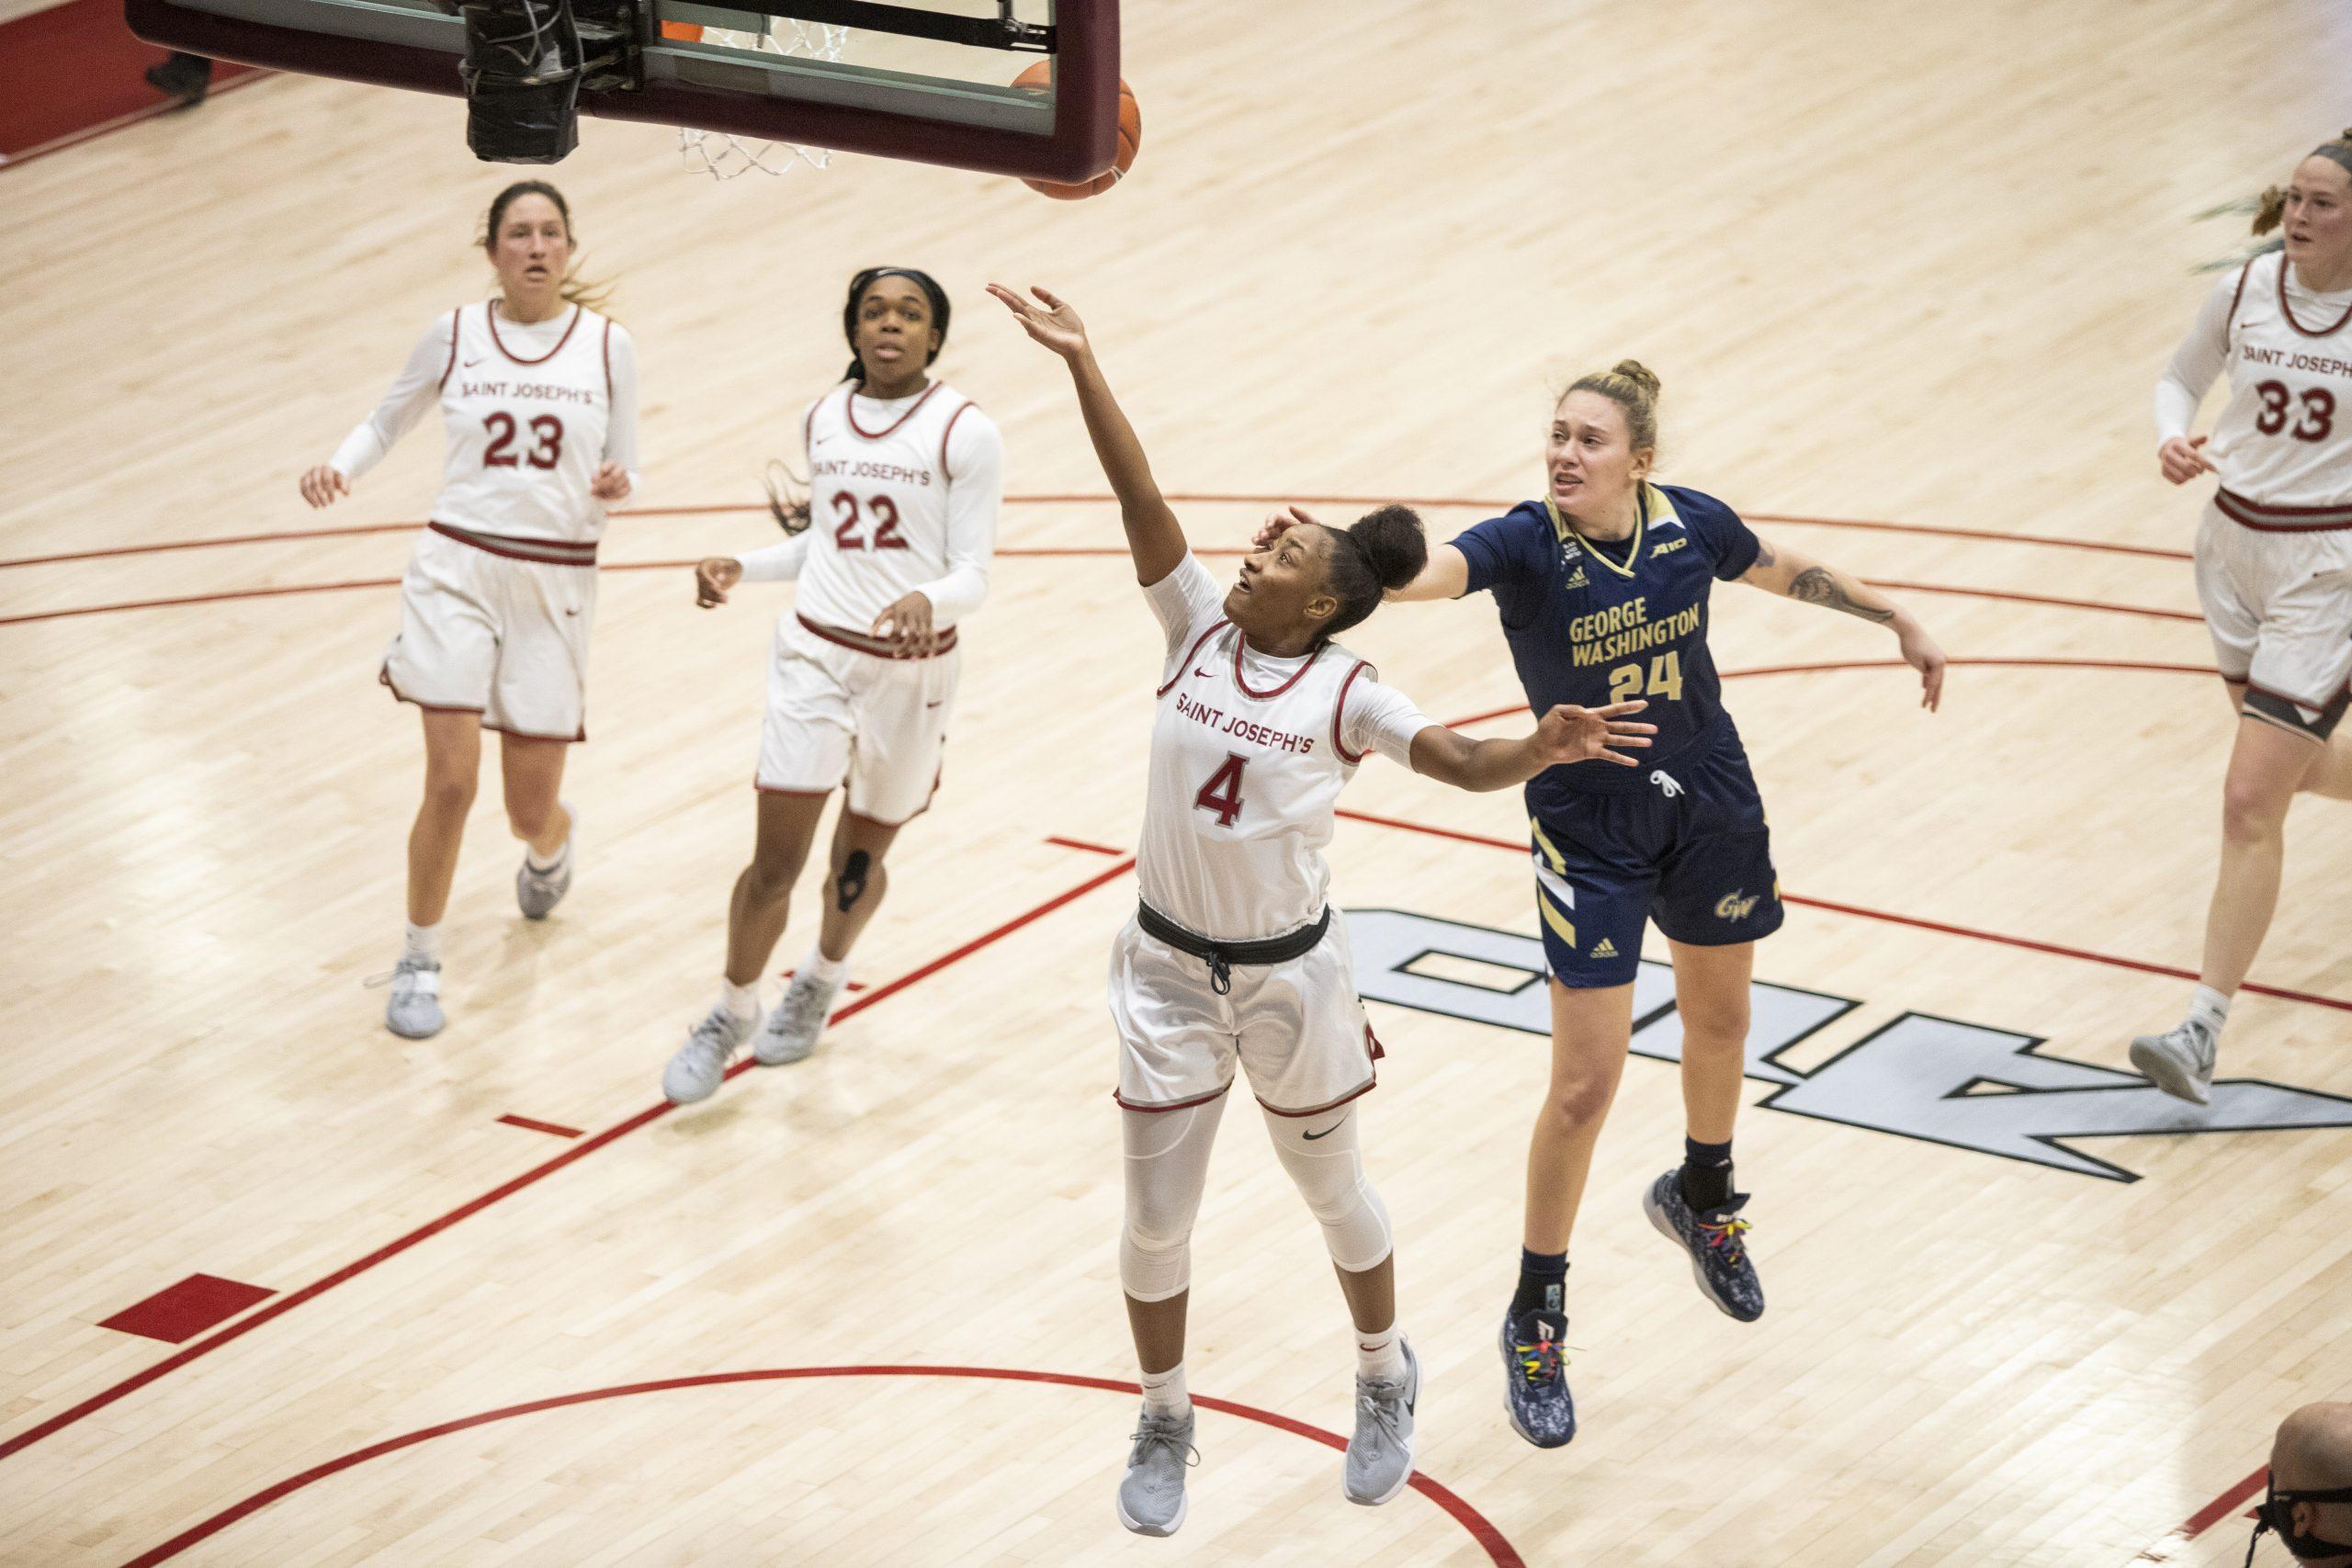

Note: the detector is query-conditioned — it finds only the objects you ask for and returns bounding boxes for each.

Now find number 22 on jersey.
[1608,649,1684,705]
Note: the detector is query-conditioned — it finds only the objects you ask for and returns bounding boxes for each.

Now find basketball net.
[676,18,849,179]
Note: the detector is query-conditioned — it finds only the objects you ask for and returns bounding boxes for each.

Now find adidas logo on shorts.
[1591,938,1618,958]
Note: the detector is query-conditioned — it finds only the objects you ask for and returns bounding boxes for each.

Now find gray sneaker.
[662,1005,757,1104]
[383,955,444,1039]
[2131,1019,2217,1106]
[1115,1407,1195,1537]
[515,805,576,920]
[753,967,842,1066]
[1344,1339,1418,1506]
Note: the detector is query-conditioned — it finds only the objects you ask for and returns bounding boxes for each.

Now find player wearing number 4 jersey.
[1283,357,1945,1450]
[300,181,639,1041]
[662,268,1003,1104]
[992,282,1655,1536]
[2132,130,2352,1106]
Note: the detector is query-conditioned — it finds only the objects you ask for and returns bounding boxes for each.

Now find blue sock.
[1680,1137,1734,1210]
[1510,1248,1567,1322]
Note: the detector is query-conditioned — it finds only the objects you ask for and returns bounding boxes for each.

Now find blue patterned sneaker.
[1499,1308,1575,1448]
[1643,1169,1764,1322]
[1115,1408,1195,1537]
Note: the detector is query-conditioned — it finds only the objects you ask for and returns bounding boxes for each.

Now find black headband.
[2312,141,2352,178]
[842,266,950,383]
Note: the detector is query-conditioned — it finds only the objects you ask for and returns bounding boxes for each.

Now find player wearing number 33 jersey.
[2131,130,2352,1108]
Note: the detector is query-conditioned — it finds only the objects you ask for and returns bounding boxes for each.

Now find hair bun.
[1348,504,1429,593]
[1610,359,1662,399]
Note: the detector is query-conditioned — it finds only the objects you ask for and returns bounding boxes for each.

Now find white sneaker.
[663,1005,758,1104]
[516,803,576,920]
[754,967,843,1066]
[2130,1019,2217,1106]
[380,954,444,1039]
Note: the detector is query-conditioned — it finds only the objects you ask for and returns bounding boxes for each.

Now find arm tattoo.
[1788,565,1895,623]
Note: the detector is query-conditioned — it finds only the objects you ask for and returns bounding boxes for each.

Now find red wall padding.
[0,0,261,164]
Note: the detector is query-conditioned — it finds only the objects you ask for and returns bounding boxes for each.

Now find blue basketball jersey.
[1453,482,1761,804]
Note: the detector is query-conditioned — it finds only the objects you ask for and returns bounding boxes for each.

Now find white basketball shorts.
[1108,912,1382,1119]
[2195,498,2352,738]
[755,615,962,826]
[379,525,595,741]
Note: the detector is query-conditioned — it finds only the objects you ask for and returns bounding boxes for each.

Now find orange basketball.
[1011,62,1139,199]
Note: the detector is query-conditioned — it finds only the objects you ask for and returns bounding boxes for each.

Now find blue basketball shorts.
[1527,723,1784,988]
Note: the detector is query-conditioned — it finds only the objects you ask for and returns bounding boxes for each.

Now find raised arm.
[988,284,1187,585]
[1736,532,1947,710]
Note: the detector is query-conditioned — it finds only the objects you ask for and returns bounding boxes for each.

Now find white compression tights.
[1120,1096,1394,1303]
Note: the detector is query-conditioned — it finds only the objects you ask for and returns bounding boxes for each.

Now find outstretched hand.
[1532,701,1655,768]
[987,284,1091,360]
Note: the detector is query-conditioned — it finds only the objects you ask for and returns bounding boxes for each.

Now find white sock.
[720,979,761,1023]
[404,921,441,963]
[803,947,849,987]
[1354,1323,1408,1382]
[2188,986,2231,1038]
[526,806,574,872]
[1139,1362,1189,1419]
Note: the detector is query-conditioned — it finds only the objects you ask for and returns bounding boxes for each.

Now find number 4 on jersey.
[1194,754,1247,828]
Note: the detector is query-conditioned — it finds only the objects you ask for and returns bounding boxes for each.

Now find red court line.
[1045,835,1128,857]
[0,572,2202,632]
[117,1365,1521,1568]
[1333,806,2351,1014]
[0,494,2192,571]
[494,1114,582,1139]
[2131,1466,2267,1562]
[0,852,1137,1465]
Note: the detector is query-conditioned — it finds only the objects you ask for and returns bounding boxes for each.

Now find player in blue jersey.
[1265,359,1946,1448]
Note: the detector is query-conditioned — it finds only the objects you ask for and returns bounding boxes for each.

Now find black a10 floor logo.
[1346,909,2352,1182]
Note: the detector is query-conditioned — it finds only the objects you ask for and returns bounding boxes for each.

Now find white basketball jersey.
[795,381,986,632]
[2211,254,2352,509]
[435,303,618,543]
[1138,557,1430,943]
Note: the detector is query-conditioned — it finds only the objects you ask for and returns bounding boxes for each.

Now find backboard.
[121,0,1120,180]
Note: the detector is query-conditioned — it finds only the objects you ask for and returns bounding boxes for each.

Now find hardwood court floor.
[1,3,2347,1563]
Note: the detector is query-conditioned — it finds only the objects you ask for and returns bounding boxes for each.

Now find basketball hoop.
[675,17,848,178]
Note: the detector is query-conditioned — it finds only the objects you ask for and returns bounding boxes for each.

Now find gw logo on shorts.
[1714,890,1761,921]
[1345,908,2352,1182]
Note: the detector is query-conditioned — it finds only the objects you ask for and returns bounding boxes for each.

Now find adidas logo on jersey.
[1563,564,1589,589]
[1590,938,1618,958]
[1715,891,1761,920]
